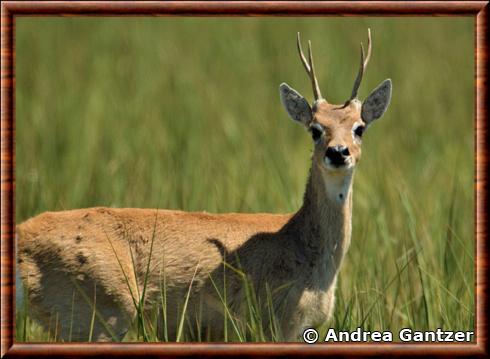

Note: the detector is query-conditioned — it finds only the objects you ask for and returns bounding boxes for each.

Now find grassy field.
[15,17,474,342]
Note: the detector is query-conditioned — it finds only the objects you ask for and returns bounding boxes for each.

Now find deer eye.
[354,125,365,138]
[310,124,323,142]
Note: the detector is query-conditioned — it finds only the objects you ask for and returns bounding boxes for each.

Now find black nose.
[325,145,350,166]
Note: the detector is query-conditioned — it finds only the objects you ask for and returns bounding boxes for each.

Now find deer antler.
[348,28,372,102]
[297,33,323,102]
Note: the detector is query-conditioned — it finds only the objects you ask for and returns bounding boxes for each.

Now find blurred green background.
[16,17,474,341]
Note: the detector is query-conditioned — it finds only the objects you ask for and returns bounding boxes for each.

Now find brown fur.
[17,101,364,342]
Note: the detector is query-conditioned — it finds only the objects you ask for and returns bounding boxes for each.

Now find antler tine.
[364,28,372,69]
[296,32,323,102]
[297,32,311,73]
[349,28,372,101]
[349,43,365,100]
[308,40,323,101]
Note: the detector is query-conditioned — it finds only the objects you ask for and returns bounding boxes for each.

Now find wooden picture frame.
[1,1,488,357]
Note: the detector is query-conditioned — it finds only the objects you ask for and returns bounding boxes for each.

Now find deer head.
[280,30,392,176]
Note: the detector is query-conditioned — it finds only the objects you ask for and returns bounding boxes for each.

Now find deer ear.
[279,83,312,126]
[361,79,392,124]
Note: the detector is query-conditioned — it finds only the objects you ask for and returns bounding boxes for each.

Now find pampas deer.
[17,30,391,342]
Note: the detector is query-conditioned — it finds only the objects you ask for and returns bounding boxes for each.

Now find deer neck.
[292,162,354,271]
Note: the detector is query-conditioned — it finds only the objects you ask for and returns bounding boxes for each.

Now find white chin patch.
[324,156,354,171]
[320,161,355,204]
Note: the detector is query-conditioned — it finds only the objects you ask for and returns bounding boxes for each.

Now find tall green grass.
[15,17,474,342]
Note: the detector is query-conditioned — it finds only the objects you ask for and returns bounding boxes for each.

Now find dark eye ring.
[310,126,323,142]
[354,125,365,138]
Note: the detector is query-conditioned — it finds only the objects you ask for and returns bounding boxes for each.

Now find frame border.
[1,1,488,357]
